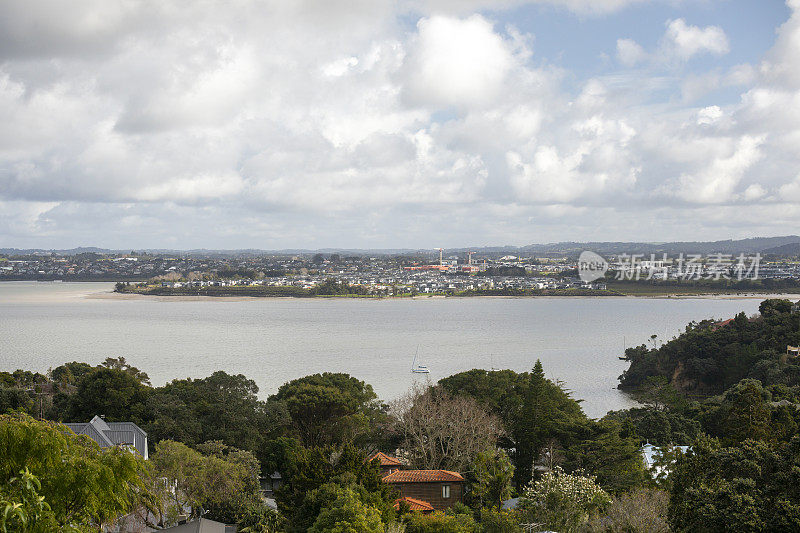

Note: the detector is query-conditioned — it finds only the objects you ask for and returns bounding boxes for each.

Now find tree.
[64,367,151,424]
[0,468,59,533]
[585,487,670,533]
[49,362,93,389]
[517,467,611,533]
[148,440,265,527]
[564,420,649,494]
[271,373,384,447]
[439,363,589,487]
[472,449,514,510]
[715,379,771,444]
[669,437,800,531]
[275,444,395,532]
[155,371,288,454]
[391,385,502,471]
[404,510,478,533]
[100,357,150,385]
[0,414,146,529]
[308,487,384,533]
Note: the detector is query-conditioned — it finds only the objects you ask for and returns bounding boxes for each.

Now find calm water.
[0,282,768,417]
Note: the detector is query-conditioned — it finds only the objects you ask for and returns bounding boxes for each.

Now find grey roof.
[502,497,519,510]
[159,518,228,532]
[64,415,148,459]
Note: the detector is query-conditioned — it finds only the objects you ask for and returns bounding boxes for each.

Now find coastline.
[88,288,799,302]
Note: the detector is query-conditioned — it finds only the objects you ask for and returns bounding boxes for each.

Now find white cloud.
[672,135,765,204]
[1,0,800,248]
[402,15,516,108]
[663,18,730,60]
[616,38,647,67]
[697,105,723,125]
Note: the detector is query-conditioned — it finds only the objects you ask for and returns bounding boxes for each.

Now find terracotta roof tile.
[394,497,434,512]
[382,469,464,483]
[367,452,403,466]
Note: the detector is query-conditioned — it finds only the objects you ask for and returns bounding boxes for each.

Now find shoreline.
[88,289,799,302]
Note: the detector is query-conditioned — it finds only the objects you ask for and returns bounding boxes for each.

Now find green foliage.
[619,299,800,395]
[647,445,687,489]
[275,443,395,532]
[603,405,702,447]
[439,362,588,487]
[403,509,478,533]
[308,486,384,533]
[0,414,145,529]
[49,362,93,389]
[708,379,771,444]
[64,367,151,425]
[477,508,521,533]
[0,468,60,533]
[271,373,384,447]
[518,466,611,533]
[0,388,35,416]
[148,439,265,527]
[237,502,285,533]
[471,449,514,510]
[99,357,150,385]
[311,278,370,296]
[564,420,649,494]
[152,371,289,455]
[669,437,800,532]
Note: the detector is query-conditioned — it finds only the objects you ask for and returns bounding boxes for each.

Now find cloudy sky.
[1,0,799,249]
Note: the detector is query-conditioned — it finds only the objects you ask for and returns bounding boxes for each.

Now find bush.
[517,467,611,533]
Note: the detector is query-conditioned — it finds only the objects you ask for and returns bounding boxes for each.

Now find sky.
[1,0,799,250]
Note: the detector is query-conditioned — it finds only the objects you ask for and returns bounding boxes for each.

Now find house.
[382,470,464,511]
[641,443,690,478]
[394,496,434,514]
[710,318,734,331]
[367,452,403,475]
[64,415,148,459]
[788,345,800,358]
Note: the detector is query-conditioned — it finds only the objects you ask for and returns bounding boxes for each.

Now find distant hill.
[762,242,800,256]
[2,236,799,257]
[518,236,800,257]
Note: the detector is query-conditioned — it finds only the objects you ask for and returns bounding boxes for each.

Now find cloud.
[663,18,730,60]
[616,38,647,67]
[402,15,516,109]
[406,0,650,16]
[1,1,800,248]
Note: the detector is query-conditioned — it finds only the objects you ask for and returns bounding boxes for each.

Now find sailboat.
[411,345,430,374]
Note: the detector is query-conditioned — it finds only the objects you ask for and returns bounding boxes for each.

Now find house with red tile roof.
[394,496,434,514]
[367,452,403,475]
[382,469,465,511]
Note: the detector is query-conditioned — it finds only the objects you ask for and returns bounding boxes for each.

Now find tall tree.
[271,373,384,447]
[669,437,800,532]
[391,384,502,472]
[471,448,515,510]
[0,414,145,529]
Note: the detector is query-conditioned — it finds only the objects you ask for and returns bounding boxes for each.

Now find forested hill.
[618,298,800,396]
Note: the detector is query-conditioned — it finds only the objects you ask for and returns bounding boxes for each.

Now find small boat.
[411,346,430,374]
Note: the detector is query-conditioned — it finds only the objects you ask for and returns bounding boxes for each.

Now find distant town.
[3,241,800,297]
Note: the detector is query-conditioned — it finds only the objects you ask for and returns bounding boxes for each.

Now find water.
[0,282,770,418]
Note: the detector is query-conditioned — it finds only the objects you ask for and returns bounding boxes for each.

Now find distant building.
[382,470,464,511]
[64,415,148,459]
[641,443,690,478]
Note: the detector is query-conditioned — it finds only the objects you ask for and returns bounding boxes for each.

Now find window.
[442,484,450,499]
